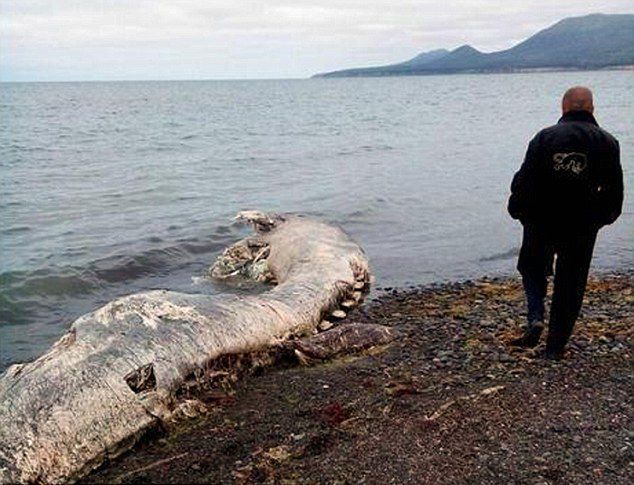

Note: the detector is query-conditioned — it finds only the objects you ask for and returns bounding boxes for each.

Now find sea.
[1,71,632,371]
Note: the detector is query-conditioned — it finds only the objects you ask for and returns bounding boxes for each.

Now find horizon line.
[2,65,633,84]
[0,76,307,84]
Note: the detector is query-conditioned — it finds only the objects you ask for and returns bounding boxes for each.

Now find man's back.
[508,109,622,231]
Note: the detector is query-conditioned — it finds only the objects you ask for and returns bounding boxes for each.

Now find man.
[508,86,623,359]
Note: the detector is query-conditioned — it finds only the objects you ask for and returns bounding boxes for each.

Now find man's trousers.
[518,223,598,351]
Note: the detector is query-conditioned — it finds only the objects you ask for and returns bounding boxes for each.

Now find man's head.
[561,86,594,114]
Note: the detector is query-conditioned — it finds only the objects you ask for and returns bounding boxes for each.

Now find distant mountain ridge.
[313,13,634,78]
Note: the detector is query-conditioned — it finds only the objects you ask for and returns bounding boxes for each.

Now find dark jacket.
[508,110,623,230]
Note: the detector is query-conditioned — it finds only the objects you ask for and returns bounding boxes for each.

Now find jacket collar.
[558,110,598,126]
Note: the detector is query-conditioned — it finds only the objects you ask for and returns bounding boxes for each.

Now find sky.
[1,1,632,82]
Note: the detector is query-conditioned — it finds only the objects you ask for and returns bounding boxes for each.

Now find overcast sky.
[1,1,632,81]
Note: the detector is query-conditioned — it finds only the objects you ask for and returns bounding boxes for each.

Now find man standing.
[508,86,623,359]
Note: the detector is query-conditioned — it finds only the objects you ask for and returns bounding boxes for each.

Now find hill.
[314,13,634,77]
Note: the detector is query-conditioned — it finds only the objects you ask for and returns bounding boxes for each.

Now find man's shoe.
[533,346,565,360]
[510,321,544,348]
[531,345,566,360]
[544,347,565,360]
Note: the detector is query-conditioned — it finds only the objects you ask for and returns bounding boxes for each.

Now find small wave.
[0,270,97,299]
[336,149,355,156]
[180,242,223,255]
[154,145,178,152]
[480,247,520,262]
[0,293,40,326]
[0,236,232,300]
[1,226,31,235]
[360,144,394,152]
[229,156,259,163]
[86,242,222,284]
[339,209,373,225]
[0,219,244,332]
[0,201,23,208]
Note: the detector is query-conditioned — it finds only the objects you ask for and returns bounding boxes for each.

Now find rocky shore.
[85,272,633,484]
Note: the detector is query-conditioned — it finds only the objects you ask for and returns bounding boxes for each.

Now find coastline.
[85,270,633,484]
[313,64,634,78]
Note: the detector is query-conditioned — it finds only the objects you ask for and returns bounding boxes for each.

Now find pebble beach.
[85,271,633,484]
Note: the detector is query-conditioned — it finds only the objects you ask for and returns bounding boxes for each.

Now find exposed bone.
[233,211,283,233]
[0,212,369,484]
[209,239,273,282]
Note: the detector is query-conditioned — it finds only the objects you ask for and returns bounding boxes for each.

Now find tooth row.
[321,272,372,329]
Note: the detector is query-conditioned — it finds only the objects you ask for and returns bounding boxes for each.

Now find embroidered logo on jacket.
[553,152,587,174]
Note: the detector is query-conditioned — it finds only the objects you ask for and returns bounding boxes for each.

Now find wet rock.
[610,344,624,353]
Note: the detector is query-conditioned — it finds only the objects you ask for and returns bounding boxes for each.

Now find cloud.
[1,1,632,81]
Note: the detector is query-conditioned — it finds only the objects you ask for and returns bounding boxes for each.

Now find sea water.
[1,71,632,370]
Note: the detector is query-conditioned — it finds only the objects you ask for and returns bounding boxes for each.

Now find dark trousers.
[518,224,598,351]
[522,273,547,323]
